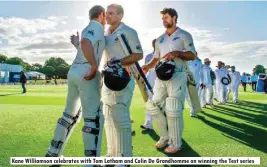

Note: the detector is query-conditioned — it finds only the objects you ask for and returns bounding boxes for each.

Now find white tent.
[25,71,46,80]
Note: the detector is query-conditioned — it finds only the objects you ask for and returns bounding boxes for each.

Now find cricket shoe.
[209,103,215,108]
[164,144,182,154]
[140,124,153,131]
[155,137,169,149]
[202,104,207,108]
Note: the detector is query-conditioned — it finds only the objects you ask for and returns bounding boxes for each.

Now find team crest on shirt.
[159,37,165,44]
[88,30,95,36]
[189,42,194,47]
[136,45,142,51]
[173,37,180,41]
[114,37,119,43]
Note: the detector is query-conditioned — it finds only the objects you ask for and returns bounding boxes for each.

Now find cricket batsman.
[142,8,196,153]
[45,5,106,163]
[101,4,143,160]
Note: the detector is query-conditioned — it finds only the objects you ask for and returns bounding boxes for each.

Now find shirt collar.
[165,27,180,37]
[107,22,125,35]
[90,20,103,28]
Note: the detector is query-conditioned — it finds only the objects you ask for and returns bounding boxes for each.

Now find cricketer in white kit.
[102,4,143,159]
[142,8,196,153]
[214,61,231,104]
[140,39,157,131]
[200,58,214,108]
[186,54,203,115]
[227,66,241,103]
[45,5,106,160]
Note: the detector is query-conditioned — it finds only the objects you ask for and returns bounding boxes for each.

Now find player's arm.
[120,53,143,66]
[120,30,143,66]
[81,27,102,80]
[164,32,196,61]
[81,39,97,68]
[170,51,195,61]
[142,39,160,73]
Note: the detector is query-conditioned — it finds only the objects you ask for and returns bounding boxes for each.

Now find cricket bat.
[117,33,152,102]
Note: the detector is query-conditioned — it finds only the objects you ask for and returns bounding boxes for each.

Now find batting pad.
[110,103,132,157]
[165,97,183,148]
[146,100,168,138]
[82,114,103,157]
[48,110,82,156]
[103,104,116,157]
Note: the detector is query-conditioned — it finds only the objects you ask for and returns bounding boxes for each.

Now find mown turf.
[0,85,266,167]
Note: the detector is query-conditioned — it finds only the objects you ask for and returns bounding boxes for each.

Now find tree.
[44,57,69,82]
[42,66,55,80]
[0,54,8,63]
[6,57,24,67]
[23,62,32,72]
[44,57,68,69]
[254,65,265,75]
[32,63,43,72]
[57,64,70,79]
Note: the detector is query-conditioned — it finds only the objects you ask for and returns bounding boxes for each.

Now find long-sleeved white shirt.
[201,64,213,85]
[188,59,203,85]
[229,71,241,87]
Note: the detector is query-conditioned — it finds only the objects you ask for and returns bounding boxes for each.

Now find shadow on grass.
[231,100,267,112]
[212,105,267,128]
[197,106,267,154]
[141,129,211,167]
[0,93,23,96]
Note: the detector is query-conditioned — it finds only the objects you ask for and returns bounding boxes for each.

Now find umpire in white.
[45,5,106,162]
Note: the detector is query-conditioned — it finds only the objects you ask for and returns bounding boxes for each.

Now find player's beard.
[164,21,174,28]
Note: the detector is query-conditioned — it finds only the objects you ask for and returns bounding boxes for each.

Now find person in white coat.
[227,66,241,103]
[186,54,203,116]
[200,58,214,108]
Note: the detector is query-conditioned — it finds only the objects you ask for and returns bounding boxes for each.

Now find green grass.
[0,85,266,167]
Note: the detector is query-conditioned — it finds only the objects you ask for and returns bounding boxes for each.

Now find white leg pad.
[146,100,168,138]
[103,104,116,157]
[165,97,184,148]
[48,110,82,156]
[110,103,132,157]
[82,111,103,157]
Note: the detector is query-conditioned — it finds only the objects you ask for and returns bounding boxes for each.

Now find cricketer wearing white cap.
[142,8,196,153]
[46,5,106,161]
[200,58,214,108]
[101,4,143,160]
[227,66,241,103]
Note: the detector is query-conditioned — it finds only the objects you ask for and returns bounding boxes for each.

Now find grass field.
[0,85,266,167]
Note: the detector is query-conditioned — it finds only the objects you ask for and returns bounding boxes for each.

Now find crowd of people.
[42,4,265,167]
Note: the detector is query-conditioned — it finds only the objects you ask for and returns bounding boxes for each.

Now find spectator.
[20,71,27,93]
[251,73,258,92]
[241,73,247,92]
